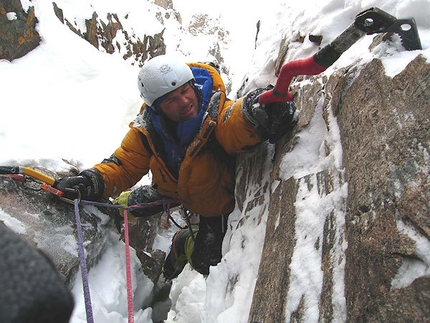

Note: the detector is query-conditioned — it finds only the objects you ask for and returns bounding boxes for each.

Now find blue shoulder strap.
[191,67,213,109]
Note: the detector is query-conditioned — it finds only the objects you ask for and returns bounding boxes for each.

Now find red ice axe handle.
[259,56,327,104]
[259,21,366,105]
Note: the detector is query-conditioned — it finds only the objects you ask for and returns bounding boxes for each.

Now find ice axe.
[259,7,422,105]
[0,165,64,197]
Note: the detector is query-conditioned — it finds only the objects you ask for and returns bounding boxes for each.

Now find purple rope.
[80,199,181,210]
[74,199,94,323]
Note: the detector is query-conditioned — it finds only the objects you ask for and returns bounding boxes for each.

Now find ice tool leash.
[259,7,422,106]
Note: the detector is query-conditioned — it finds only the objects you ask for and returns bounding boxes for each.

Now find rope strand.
[123,209,135,323]
[74,197,181,323]
[74,199,94,323]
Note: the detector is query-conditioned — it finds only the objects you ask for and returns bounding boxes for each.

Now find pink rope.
[123,209,135,323]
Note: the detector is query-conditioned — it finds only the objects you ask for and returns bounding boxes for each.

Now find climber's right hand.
[242,85,298,143]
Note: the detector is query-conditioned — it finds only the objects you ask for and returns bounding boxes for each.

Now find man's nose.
[178,94,189,105]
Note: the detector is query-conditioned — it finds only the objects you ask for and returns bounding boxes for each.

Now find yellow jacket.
[94,63,261,217]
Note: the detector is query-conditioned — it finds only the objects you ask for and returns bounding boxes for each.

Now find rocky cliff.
[246,53,430,322]
[1,0,228,72]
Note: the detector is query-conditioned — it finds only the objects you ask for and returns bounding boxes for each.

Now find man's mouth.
[182,104,194,116]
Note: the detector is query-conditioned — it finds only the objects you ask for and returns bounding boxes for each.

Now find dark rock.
[0,0,40,61]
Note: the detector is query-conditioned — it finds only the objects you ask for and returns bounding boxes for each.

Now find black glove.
[243,85,298,143]
[55,169,104,200]
[265,100,297,143]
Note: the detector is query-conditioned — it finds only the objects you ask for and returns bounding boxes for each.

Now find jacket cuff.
[79,168,105,199]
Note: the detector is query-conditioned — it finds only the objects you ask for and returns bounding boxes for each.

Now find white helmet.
[137,55,194,106]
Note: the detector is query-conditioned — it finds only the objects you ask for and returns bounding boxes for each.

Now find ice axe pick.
[258,7,422,105]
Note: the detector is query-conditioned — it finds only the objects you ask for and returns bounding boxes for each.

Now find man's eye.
[182,86,191,95]
[165,96,175,104]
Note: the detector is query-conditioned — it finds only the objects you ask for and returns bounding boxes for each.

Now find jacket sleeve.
[216,95,263,154]
[93,127,151,198]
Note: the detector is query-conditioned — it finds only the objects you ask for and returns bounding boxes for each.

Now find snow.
[392,218,430,290]
[1,0,429,322]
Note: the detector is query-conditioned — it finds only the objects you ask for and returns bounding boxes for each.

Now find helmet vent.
[171,81,177,86]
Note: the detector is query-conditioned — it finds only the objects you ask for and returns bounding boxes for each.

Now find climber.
[55,54,297,279]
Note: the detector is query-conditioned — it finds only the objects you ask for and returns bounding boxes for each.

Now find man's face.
[159,82,199,122]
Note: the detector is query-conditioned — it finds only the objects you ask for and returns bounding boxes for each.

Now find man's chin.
[182,110,198,121]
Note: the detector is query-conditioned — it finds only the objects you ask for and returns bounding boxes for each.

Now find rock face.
[1,1,174,66]
[247,54,430,322]
[52,2,168,67]
[1,0,229,82]
[0,0,40,61]
[335,55,430,322]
